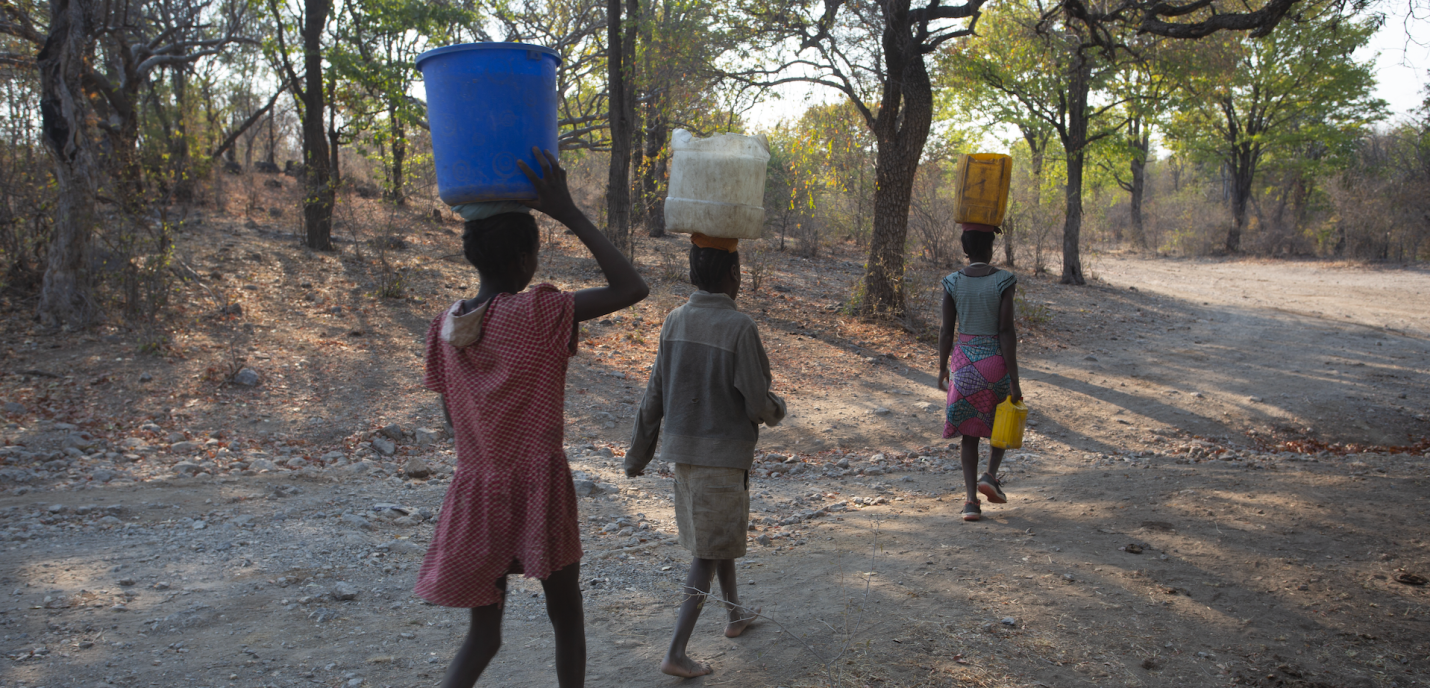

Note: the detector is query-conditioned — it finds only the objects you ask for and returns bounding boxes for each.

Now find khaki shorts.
[673,463,749,560]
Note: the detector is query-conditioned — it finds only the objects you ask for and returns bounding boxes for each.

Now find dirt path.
[2,213,1427,688]
[1019,256,1430,449]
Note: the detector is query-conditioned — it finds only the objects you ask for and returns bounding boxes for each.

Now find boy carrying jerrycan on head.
[625,129,785,679]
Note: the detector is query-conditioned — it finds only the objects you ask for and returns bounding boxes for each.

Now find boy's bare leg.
[661,557,716,678]
[441,578,507,688]
[716,558,758,637]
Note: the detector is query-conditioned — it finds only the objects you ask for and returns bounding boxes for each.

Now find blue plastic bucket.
[416,43,561,205]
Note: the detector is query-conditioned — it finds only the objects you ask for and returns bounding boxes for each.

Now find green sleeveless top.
[942,268,1017,336]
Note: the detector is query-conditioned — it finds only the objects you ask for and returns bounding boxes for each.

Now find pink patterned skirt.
[944,334,1011,439]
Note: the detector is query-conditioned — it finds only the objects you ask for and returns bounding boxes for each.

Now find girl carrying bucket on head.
[415,149,649,688]
[937,223,1022,522]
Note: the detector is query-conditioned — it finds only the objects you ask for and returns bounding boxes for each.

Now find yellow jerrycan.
[990,396,1028,449]
[952,153,1013,227]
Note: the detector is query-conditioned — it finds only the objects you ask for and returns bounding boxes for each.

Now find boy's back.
[626,291,784,473]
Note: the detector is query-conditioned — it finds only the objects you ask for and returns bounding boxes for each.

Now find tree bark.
[631,110,645,228]
[630,23,646,232]
[1217,94,1258,254]
[36,0,101,329]
[1060,46,1091,286]
[387,105,406,206]
[328,72,343,187]
[1008,126,1049,267]
[302,0,334,251]
[265,111,277,165]
[642,86,667,237]
[1127,118,1148,249]
[860,0,933,317]
[170,67,194,203]
[1227,154,1252,252]
[604,0,635,255]
[209,87,284,161]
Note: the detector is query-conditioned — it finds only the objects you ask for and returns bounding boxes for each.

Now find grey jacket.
[626,291,786,474]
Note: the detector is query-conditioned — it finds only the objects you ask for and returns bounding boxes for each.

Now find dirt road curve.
[1,254,1427,688]
[1018,256,1430,449]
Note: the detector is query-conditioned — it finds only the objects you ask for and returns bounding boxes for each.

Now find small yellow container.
[990,396,1028,449]
[952,153,1013,227]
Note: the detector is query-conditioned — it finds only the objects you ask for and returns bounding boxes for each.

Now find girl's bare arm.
[997,285,1021,399]
[518,149,649,323]
[937,291,956,391]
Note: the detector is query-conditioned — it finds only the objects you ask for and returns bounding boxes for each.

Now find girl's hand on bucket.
[1010,379,1022,400]
[517,148,579,222]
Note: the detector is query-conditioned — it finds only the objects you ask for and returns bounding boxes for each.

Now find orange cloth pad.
[690,233,738,252]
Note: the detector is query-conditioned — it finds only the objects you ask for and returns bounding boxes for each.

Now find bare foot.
[724,606,760,638]
[660,655,713,678]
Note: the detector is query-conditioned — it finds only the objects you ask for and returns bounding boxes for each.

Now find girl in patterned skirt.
[937,224,1022,522]
[416,149,649,687]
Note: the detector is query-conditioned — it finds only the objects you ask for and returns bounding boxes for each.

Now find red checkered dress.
[413,284,583,608]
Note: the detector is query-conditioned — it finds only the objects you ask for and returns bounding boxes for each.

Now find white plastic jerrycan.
[663,129,770,239]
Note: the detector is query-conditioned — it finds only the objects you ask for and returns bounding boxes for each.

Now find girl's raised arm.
[518,148,649,322]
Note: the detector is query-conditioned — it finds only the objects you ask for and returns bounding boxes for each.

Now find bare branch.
[1140,0,1218,19]
[0,3,44,45]
[0,50,32,68]
[558,123,608,140]
[135,44,233,75]
[559,114,605,127]
[267,0,306,101]
[911,0,983,24]
[210,84,287,159]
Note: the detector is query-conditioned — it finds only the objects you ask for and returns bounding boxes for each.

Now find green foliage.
[1015,293,1052,328]
[1164,10,1386,250]
[329,0,473,201]
[762,128,817,252]
[935,3,1068,154]
[1167,13,1386,177]
[761,102,878,253]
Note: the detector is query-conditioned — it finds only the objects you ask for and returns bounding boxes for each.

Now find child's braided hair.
[463,213,539,276]
[689,245,739,292]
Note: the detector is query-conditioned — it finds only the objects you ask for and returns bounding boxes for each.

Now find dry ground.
[0,190,1427,688]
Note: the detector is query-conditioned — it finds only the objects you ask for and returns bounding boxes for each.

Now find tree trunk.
[387,105,406,206]
[1008,127,1048,268]
[265,111,277,166]
[1227,158,1251,253]
[327,73,341,188]
[1060,46,1090,286]
[241,95,255,168]
[859,0,932,317]
[1002,222,1016,265]
[171,68,195,203]
[643,88,667,237]
[630,27,646,232]
[865,144,921,316]
[604,0,634,254]
[1127,153,1146,248]
[328,125,341,187]
[301,0,333,251]
[1224,139,1258,253]
[150,81,175,195]
[36,0,101,329]
[631,114,645,229]
[1127,121,1148,249]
